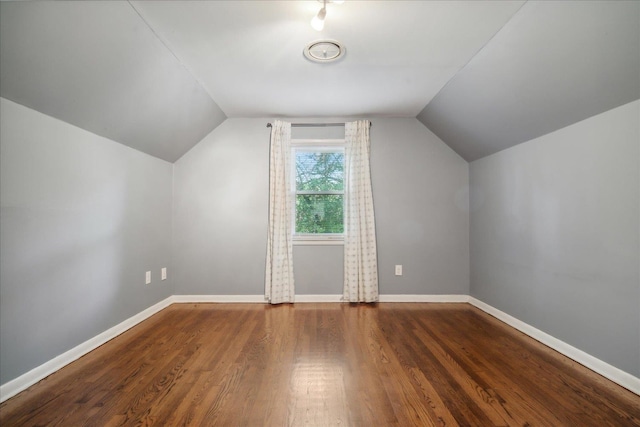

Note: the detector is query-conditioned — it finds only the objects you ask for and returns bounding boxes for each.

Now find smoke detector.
[303,40,345,63]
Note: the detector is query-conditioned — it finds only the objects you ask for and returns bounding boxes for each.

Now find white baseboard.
[0,296,174,403]
[171,294,266,303]
[170,294,470,303]
[294,294,343,302]
[172,294,342,303]
[469,296,640,396]
[379,294,469,303]
[2,294,637,403]
[171,295,344,303]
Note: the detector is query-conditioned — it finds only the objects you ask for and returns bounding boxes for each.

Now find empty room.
[0,0,639,425]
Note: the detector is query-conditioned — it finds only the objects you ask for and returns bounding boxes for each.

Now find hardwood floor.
[1,303,639,426]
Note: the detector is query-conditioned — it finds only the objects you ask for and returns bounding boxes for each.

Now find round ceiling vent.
[303,40,345,63]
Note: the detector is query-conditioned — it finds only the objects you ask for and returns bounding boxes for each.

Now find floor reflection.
[289,356,349,425]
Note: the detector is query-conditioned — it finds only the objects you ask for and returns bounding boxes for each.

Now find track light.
[311,1,327,31]
[310,0,344,32]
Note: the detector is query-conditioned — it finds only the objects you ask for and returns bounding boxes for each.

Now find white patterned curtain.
[265,120,295,304]
[343,120,379,302]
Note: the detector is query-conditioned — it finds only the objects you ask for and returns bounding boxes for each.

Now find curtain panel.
[265,120,295,304]
[343,120,379,302]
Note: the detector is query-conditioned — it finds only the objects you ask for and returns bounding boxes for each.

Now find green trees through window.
[295,151,344,234]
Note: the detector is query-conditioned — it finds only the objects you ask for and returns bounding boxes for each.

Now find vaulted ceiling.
[1,1,638,162]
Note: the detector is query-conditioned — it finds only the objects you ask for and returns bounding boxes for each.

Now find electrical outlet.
[145,271,151,284]
[161,267,167,280]
[395,265,403,276]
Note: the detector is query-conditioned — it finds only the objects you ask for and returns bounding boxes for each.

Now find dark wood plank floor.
[1,303,639,426]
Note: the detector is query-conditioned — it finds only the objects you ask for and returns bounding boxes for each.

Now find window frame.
[291,138,346,246]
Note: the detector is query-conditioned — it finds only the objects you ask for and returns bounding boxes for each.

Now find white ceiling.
[130,0,524,118]
[1,1,638,162]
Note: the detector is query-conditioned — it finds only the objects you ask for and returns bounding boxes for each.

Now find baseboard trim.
[2,294,637,403]
[379,294,469,303]
[171,295,345,303]
[0,296,174,403]
[171,294,470,303]
[469,296,640,396]
[171,294,266,303]
[295,294,343,302]
[172,294,343,303]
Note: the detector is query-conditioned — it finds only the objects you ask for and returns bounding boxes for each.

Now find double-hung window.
[292,139,345,244]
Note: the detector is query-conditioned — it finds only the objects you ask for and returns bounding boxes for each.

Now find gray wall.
[3,93,637,386]
[172,118,469,295]
[470,100,640,376]
[0,98,174,384]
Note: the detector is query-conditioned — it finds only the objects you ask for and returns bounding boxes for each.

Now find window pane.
[295,194,343,233]
[296,152,344,191]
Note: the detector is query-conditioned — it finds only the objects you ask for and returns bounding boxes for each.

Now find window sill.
[293,239,344,246]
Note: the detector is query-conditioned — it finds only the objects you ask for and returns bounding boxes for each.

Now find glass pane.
[295,194,343,233]
[296,152,344,191]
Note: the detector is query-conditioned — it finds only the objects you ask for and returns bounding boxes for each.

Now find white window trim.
[291,138,345,245]
[291,138,345,147]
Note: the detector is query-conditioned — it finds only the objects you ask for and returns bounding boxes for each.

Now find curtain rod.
[266,122,371,128]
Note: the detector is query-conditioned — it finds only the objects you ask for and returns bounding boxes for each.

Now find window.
[292,140,345,244]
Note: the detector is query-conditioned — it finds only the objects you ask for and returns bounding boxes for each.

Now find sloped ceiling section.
[130,0,524,118]
[1,1,637,163]
[417,1,640,162]
[0,2,226,163]
[0,0,526,162]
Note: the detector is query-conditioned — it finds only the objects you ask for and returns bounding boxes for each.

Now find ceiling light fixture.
[311,0,327,31]
[310,0,344,32]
